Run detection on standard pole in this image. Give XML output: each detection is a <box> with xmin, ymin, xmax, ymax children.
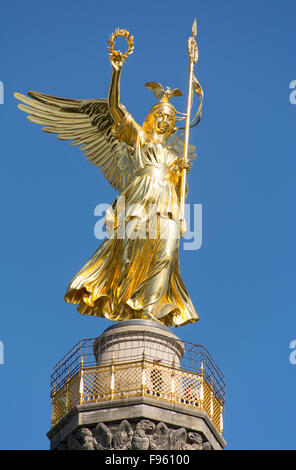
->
<box><xmin>180</xmin><ymin>20</ymin><xmax>199</xmax><ymax>235</ymax></box>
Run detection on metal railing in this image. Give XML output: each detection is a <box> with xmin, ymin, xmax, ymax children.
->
<box><xmin>51</xmin><ymin>352</ymin><xmax>224</xmax><ymax>434</ymax></box>
<box><xmin>50</xmin><ymin>335</ymin><xmax>225</xmax><ymax>402</ymax></box>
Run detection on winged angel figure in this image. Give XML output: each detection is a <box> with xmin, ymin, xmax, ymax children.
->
<box><xmin>15</xmin><ymin>32</ymin><xmax>200</xmax><ymax>327</ymax></box>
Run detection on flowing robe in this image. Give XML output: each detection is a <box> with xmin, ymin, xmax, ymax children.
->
<box><xmin>65</xmin><ymin>111</ymin><xmax>198</xmax><ymax>327</ymax></box>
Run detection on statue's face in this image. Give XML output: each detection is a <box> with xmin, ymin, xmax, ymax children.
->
<box><xmin>153</xmin><ymin>111</ymin><xmax>175</xmax><ymax>136</ymax></box>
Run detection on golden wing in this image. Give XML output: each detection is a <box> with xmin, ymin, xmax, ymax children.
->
<box><xmin>14</xmin><ymin>90</ymin><xmax>134</xmax><ymax>192</ymax></box>
<box><xmin>144</xmin><ymin>82</ymin><xmax>164</xmax><ymax>101</ymax></box>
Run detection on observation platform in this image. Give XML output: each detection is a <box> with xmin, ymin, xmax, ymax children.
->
<box><xmin>48</xmin><ymin>320</ymin><xmax>226</xmax><ymax>450</ymax></box>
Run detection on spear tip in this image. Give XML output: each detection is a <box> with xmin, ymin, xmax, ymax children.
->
<box><xmin>192</xmin><ymin>18</ymin><xmax>197</xmax><ymax>37</ymax></box>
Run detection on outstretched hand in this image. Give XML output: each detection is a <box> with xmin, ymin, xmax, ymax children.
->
<box><xmin>108</xmin><ymin>29</ymin><xmax>134</xmax><ymax>73</ymax></box>
<box><xmin>110</xmin><ymin>52</ymin><xmax>123</xmax><ymax>72</ymax></box>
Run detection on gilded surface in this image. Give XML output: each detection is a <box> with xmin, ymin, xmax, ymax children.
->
<box><xmin>15</xmin><ymin>25</ymin><xmax>203</xmax><ymax>327</ymax></box>
<box><xmin>51</xmin><ymin>359</ymin><xmax>223</xmax><ymax>434</ymax></box>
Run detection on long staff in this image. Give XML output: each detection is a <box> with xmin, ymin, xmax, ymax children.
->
<box><xmin>180</xmin><ymin>19</ymin><xmax>199</xmax><ymax>235</ymax></box>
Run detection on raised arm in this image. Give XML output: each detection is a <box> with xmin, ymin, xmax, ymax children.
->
<box><xmin>108</xmin><ymin>58</ymin><xmax>125</xmax><ymax>126</ymax></box>
<box><xmin>107</xmin><ymin>43</ymin><xmax>145</xmax><ymax>149</ymax></box>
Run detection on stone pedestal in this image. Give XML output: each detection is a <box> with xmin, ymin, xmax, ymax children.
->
<box><xmin>94</xmin><ymin>320</ymin><xmax>185</xmax><ymax>368</ymax></box>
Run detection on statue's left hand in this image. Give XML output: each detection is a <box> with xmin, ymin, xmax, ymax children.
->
<box><xmin>178</xmin><ymin>158</ymin><xmax>192</xmax><ymax>172</ymax></box>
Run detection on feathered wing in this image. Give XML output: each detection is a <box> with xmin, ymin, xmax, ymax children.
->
<box><xmin>144</xmin><ymin>82</ymin><xmax>164</xmax><ymax>101</ymax></box>
<box><xmin>168</xmin><ymin>88</ymin><xmax>182</xmax><ymax>99</ymax></box>
<box><xmin>14</xmin><ymin>90</ymin><xmax>135</xmax><ymax>192</ymax></box>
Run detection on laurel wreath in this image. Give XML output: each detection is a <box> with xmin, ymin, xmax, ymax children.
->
<box><xmin>108</xmin><ymin>29</ymin><xmax>134</xmax><ymax>64</ymax></box>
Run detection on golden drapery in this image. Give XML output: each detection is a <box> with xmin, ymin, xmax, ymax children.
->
<box><xmin>65</xmin><ymin>111</ymin><xmax>198</xmax><ymax>327</ymax></box>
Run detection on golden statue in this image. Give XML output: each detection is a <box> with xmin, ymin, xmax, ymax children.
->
<box><xmin>15</xmin><ymin>23</ymin><xmax>203</xmax><ymax>327</ymax></box>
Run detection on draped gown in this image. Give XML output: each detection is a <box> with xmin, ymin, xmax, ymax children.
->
<box><xmin>65</xmin><ymin>110</ymin><xmax>199</xmax><ymax>327</ymax></box>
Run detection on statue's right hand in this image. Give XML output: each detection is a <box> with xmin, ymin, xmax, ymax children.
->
<box><xmin>110</xmin><ymin>52</ymin><xmax>123</xmax><ymax>72</ymax></box>
<box><xmin>108</xmin><ymin>29</ymin><xmax>133</xmax><ymax>72</ymax></box>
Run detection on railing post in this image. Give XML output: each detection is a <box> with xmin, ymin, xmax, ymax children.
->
<box><xmin>210</xmin><ymin>381</ymin><xmax>214</xmax><ymax>418</ymax></box>
<box><xmin>171</xmin><ymin>359</ymin><xmax>175</xmax><ymax>403</ymax></box>
<box><xmin>200</xmin><ymin>362</ymin><xmax>204</xmax><ymax>411</ymax></box>
<box><xmin>51</xmin><ymin>385</ymin><xmax>56</xmax><ymax>425</ymax></box>
<box><xmin>110</xmin><ymin>354</ymin><xmax>115</xmax><ymax>400</ymax></box>
<box><xmin>141</xmin><ymin>351</ymin><xmax>146</xmax><ymax>395</ymax></box>
<box><xmin>65</xmin><ymin>371</ymin><xmax>70</xmax><ymax>413</ymax></box>
<box><xmin>79</xmin><ymin>357</ymin><xmax>84</xmax><ymax>405</ymax></box>
<box><xmin>219</xmin><ymin>400</ymin><xmax>224</xmax><ymax>434</ymax></box>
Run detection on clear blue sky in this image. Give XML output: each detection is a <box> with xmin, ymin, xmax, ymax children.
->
<box><xmin>0</xmin><ymin>0</ymin><xmax>295</xmax><ymax>450</ymax></box>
